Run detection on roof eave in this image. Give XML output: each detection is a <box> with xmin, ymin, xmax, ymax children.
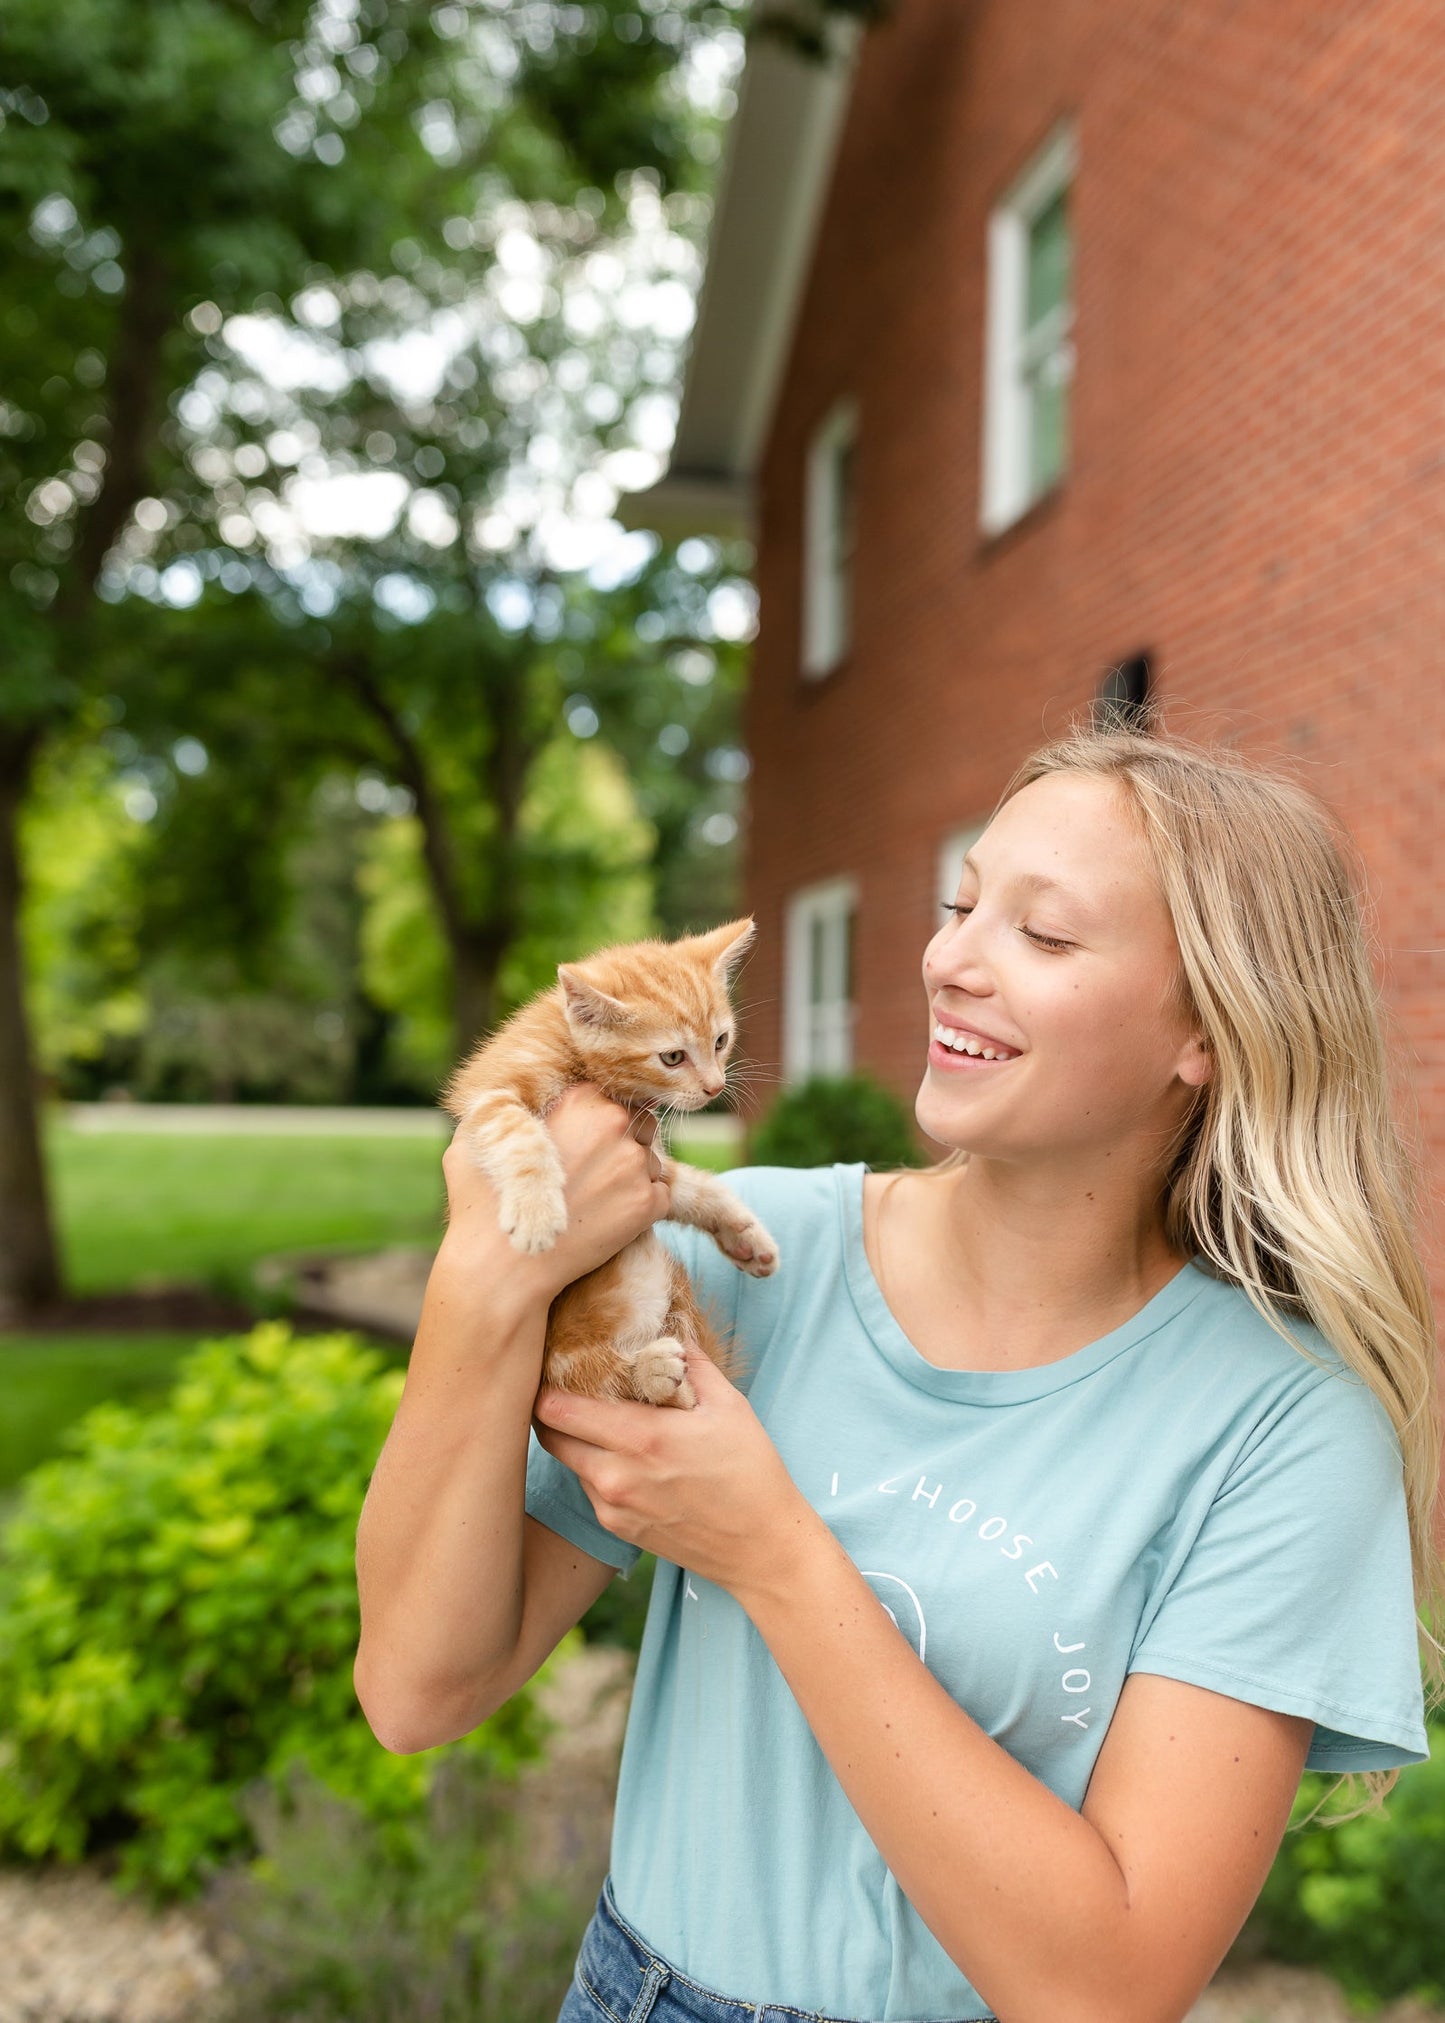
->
<box><xmin>617</xmin><ymin>22</ymin><xmax>861</xmax><ymax>542</ymax></box>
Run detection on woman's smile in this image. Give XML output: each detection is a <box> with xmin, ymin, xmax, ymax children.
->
<box><xmin>927</xmin><ymin>1027</ymin><xmax>1022</xmax><ymax>1072</ymax></box>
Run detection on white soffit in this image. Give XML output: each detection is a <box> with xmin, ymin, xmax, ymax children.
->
<box><xmin>617</xmin><ymin>22</ymin><xmax>861</xmax><ymax>539</ymax></box>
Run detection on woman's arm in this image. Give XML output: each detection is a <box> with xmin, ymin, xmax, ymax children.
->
<box><xmin>534</xmin><ymin>1350</ymin><xmax>1314</xmax><ymax>2023</ymax></box>
<box><xmin>353</xmin><ymin>1085</ymin><xmax>669</xmax><ymax>1755</ymax></box>
<box><xmin>732</xmin><ymin>1508</ymin><xmax>1311</xmax><ymax>2023</ymax></box>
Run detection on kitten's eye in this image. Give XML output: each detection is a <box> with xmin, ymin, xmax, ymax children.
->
<box><xmin>659</xmin><ymin>1049</ymin><xmax>686</xmax><ymax>1067</ymax></box>
<box><xmin>714</xmin><ymin>1033</ymin><xmax>729</xmax><ymax>1051</ymax></box>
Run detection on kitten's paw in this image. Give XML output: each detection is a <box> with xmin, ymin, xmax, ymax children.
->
<box><xmin>498</xmin><ymin>1187</ymin><xmax>568</xmax><ymax>1254</ymax></box>
<box><xmin>632</xmin><ymin>1338</ymin><xmax>696</xmax><ymax>1409</ymax></box>
<box><xmin>715</xmin><ymin>1213</ymin><xmax>780</xmax><ymax>1278</ymax></box>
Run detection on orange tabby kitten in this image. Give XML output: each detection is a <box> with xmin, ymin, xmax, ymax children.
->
<box><xmin>442</xmin><ymin>918</ymin><xmax>779</xmax><ymax>1409</ymax></box>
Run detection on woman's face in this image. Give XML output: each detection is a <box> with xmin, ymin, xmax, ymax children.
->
<box><xmin>916</xmin><ymin>771</ymin><xmax>1210</xmax><ymax>1165</ymax></box>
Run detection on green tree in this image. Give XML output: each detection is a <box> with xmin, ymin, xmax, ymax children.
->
<box><xmin>117</xmin><ymin>534</ymin><xmax>751</xmax><ymax>1082</ymax></box>
<box><xmin>0</xmin><ymin>0</ymin><xmax>740</xmax><ymax>1299</ymax></box>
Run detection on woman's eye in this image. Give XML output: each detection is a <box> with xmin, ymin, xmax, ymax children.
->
<box><xmin>659</xmin><ymin>1049</ymin><xmax>686</xmax><ymax>1067</ymax></box>
<box><xmin>940</xmin><ymin>901</ymin><xmax>1071</xmax><ymax>952</ymax></box>
<box><xmin>714</xmin><ymin>1033</ymin><xmax>728</xmax><ymax>1051</ymax></box>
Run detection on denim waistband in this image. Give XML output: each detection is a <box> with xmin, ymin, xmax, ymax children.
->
<box><xmin>559</xmin><ymin>1875</ymin><xmax>998</xmax><ymax>2023</ymax></box>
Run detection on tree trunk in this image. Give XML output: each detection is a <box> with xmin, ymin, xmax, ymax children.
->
<box><xmin>0</xmin><ymin>729</ymin><xmax>60</xmax><ymax>1311</ymax></box>
<box><xmin>450</xmin><ymin>931</ymin><xmax>503</xmax><ymax>1065</ymax></box>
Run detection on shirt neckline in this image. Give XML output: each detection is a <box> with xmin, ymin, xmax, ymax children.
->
<box><xmin>835</xmin><ymin>1161</ymin><xmax>1209</xmax><ymax>1403</ymax></box>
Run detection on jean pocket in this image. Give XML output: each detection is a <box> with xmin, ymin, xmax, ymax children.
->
<box><xmin>569</xmin><ymin>1967</ymin><xmax>628</xmax><ymax>2023</ymax></box>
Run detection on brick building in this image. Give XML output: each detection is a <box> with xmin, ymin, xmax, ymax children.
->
<box><xmin>625</xmin><ymin>0</ymin><xmax>1445</xmax><ymax>1272</ymax></box>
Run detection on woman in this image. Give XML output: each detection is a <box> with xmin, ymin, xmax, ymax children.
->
<box><xmin>354</xmin><ymin>721</ymin><xmax>1440</xmax><ymax>2023</ymax></box>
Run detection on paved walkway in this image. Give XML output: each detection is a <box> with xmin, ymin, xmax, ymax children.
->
<box><xmin>65</xmin><ymin>1103</ymin><xmax>451</xmax><ymax>1137</ymax></box>
<box><xmin>64</xmin><ymin>1103</ymin><xmax>746</xmax><ymax>1145</ymax></box>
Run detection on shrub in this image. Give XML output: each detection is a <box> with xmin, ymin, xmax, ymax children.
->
<box><xmin>579</xmin><ymin>1553</ymin><xmax>655</xmax><ymax>1656</ymax></box>
<box><xmin>748</xmin><ymin>1072</ymin><xmax>926</xmax><ymax>1170</ymax></box>
<box><xmin>201</xmin><ymin>1753</ymin><xmax>592</xmax><ymax>2023</ymax></box>
<box><xmin>1241</xmin><ymin>1738</ymin><xmax>1445</xmax><ymax>2006</ymax></box>
<box><xmin>0</xmin><ymin>1324</ymin><xmax>548</xmax><ymax>1899</ymax></box>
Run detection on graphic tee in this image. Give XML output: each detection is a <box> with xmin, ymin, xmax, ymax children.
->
<box><xmin>524</xmin><ymin>1163</ymin><xmax>1429</xmax><ymax>2023</ymax></box>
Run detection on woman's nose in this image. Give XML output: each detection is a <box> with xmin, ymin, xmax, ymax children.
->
<box><xmin>924</xmin><ymin>923</ymin><xmax>993</xmax><ymax>995</ymax></box>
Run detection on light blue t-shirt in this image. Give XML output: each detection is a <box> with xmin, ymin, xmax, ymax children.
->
<box><xmin>525</xmin><ymin>1163</ymin><xmax>1429</xmax><ymax>2023</ymax></box>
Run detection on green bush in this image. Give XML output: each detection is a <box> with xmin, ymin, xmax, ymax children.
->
<box><xmin>579</xmin><ymin>1553</ymin><xmax>655</xmax><ymax>1656</ymax></box>
<box><xmin>0</xmin><ymin>1324</ymin><xmax>547</xmax><ymax>1899</ymax></box>
<box><xmin>749</xmin><ymin>1073</ymin><xmax>926</xmax><ymax>1170</ymax></box>
<box><xmin>201</xmin><ymin>1754</ymin><xmax>591</xmax><ymax>2023</ymax></box>
<box><xmin>1242</xmin><ymin>1737</ymin><xmax>1445</xmax><ymax>2006</ymax></box>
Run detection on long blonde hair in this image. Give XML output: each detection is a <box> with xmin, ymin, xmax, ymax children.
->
<box><xmin>955</xmin><ymin>713</ymin><xmax>1443</xmax><ymax>1816</ymax></box>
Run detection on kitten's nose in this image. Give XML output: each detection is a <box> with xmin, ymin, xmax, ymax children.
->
<box><xmin>702</xmin><ymin>1078</ymin><xmax>725</xmax><ymax>1100</ymax></box>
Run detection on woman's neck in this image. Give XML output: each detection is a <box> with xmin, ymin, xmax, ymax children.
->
<box><xmin>868</xmin><ymin>1154</ymin><xmax>1191</xmax><ymax>1374</ymax></box>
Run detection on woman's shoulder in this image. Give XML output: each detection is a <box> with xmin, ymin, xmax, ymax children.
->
<box><xmin>1174</xmin><ymin>1262</ymin><xmax>1402</xmax><ymax>1464</ymax></box>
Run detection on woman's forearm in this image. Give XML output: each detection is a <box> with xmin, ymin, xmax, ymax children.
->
<box><xmin>733</xmin><ymin>1508</ymin><xmax>1132</xmax><ymax>2023</ymax></box>
<box><xmin>353</xmin><ymin>1234</ymin><xmax>551</xmax><ymax>1748</ymax></box>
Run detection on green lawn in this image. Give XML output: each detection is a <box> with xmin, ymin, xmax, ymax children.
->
<box><xmin>0</xmin><ymin>1329</ymin><xmax>409</xmax><ymax>1498</ymax></box>
<box><xmin>47</xmin><ymin>1124</ymin><xmax>448</xmax><ymax>1295</ymax></box>
<box><xmin>0</xmin><ymin>1332</ymin><xmax>206</xmax><ymax>1491</ymax></box>
<box><xmin>1</xmin><ymin>1121</ymin><xmax>733</xmax><ymax>1506</ymax></box>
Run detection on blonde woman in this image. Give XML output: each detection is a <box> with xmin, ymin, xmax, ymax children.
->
<box><xmin>355</xmin><ymin>720</ymin><xmax>1439</xmax><ymax>2023</ymax></box>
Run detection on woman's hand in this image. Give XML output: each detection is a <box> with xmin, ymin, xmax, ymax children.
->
<box><xmin>437</xmin><ymin>1082</ymin><xmax>671</xmax><ymax>1304</ymax></box>
<box><xmin>532</xmin><ymin>1346</ymin><xmax>816</xmax><ymax>1599</ymax></box>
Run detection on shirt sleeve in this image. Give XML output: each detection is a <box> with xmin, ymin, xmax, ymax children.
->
<box><xmin>524</xmin><ymin>1426</ymin><xmax>642</xmax><ymax>1575</ymax></box>
<box><xmin>1128</xmin><ymin>1365</ymin><xmax>1430</xmax><ymax>1772</ymax></box>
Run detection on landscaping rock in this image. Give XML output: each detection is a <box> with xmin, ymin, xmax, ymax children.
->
<box><xmin>1192</xmin><ymin>1962</ymin><xmax>1445</xmax><ymax>2021</ymax></box>
<box><xmin>0</xmin><ymin>1864</ymin><xmax>223</xmax><ymax>2023</ymax></box>
<box><xmin>255</xmin><ymin>1243</ymin><xmax>434</xmax><ymax>1340</ymax></box>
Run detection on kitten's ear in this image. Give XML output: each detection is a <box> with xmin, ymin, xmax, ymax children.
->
<box><xmin>558</xmin><ymin>965</ymin><xmax>630</xmax><ymax>1030</ymax></box>
<box><xmin>691</xmin><ymin>916</ymin><xmax>756</xmax><ymax>982</ymax></box>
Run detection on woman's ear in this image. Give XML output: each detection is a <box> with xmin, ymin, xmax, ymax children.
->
<box><xmin>1177</xmin><ymin>1032</ymin><xmax>1213</xmax><ymax>1088</ymax></box>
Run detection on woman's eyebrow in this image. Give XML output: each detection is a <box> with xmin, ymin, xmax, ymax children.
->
<box><xmin>960</xmin><ymin>852</ymin><xmax>1098</xmax><ymax>918</ymax></box>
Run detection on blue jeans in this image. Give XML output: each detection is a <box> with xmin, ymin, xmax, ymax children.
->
<box><xmin>556</xmin><ymin>1876</ymin><xmax>998</xmax><ymax>2023</ymax></box>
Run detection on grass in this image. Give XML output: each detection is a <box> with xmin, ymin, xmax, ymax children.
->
<box><xmin>0</xmin><ymin>1121</ymin><xmax>737</xmax><ymax>1513</ymax></box>
<box><xmin>47</xmin><ymin>1123</ymin><xmax>448</xmax><ymax>1295</ymax></box>
<box><xmin>0</xmin><ymin>1332</ymin><xmax>204</xmax><ymax>1491</ymax></box>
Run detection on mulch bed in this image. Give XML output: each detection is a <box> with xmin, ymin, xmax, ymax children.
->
<box><xmin>0</xmin><ymin>1290</ymin><xmax>260</xmax><ymax>1335</ymax></box>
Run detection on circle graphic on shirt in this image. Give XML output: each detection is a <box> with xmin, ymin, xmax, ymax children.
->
<box><xmin>860</xmin><ymin>1571</ymin><xmax>927</xmax><ymax>1662</ymax></box>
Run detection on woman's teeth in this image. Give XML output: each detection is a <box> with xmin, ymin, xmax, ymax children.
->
<box><xmin>932</xmin><ymin>1023</ymin><xmax>1019</xmax><ymax>1062</ymax></box>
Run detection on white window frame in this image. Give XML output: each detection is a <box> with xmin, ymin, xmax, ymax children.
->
<box><xmin>936</xmin><ymin>822</ymin><xmax>987</xmax><ymax>923</ymax></box>
<box><xmin>980</xmin><ymin>122</ymin><xmax>1078</xmax><ymax>537</ymax></box>
<box><xmin>783</xmin><ymin>875</ymin><xmax>858</xmax><ymax>1082</ymax></box>
<box><xmin>801</xmin><ymin>398</ymin><xmax>858</xmax><ymax>678</ymax></box>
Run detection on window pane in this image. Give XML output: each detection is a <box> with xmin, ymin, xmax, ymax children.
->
<box><xmin>1025</xmin><ymin>188</ymin><xmax>1070</xmax><ymax>331</ymax></box>
<box><xmin>1027</xmin><ymin>360</ymin><xmax>1068</xmax><ymax>497</ymax></box>
<box><xmin>809</xmin><ymin>914</ymin><xmax>827</xmax><ymax>1005</ymax></box>
<box><xmin>826</xmin><ymin>429</ymin><xmax>854</xmax><ymax>663</ymax></box>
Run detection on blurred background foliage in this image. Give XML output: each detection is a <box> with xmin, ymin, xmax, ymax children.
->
<box><xmin>0</xmin><ymin>0</ymin><xmax>768</xmax><ymax>1305</ymax></box>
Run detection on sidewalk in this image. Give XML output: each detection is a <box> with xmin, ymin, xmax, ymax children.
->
<box><xmin>64</xmin><ymin>1103</ymin><xmax>746</xmax><ymax>1146</ymax></box>
<box><xmin>64</xmin><ymin>1103</ymin><xmax>450</xmax><ymax>1137</ymax></box>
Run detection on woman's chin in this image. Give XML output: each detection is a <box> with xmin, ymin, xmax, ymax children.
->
<box><xmin>915</xmin><ymin>1071</ymin><xmax>1021</xmax><ymax>1155</ymax></box>
<box><xmin>914</xmin><ymin>1079</ymin><xmax>973</xmax><ymax>1152</ymax></box>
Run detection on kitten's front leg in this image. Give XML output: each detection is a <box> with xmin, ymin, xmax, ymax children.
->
<box><xmin>661</xmin><ymin>1158</ymin><xmax>780</xmax><ymax>1277</ymax></box>
<box><xmin>461</xmin><ymin>1090</ymin><xmax>568</xmax><ymax>1254</ymax></box>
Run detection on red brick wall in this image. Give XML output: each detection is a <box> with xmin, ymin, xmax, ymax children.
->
<box><xmin>741</xmin><ymin>0</ymin><xmax>1445</xmax><ymax>1290</ymax></box>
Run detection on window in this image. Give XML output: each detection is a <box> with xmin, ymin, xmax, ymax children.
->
<box><xmin>784</xmin><ymin>876</ymin><xmax>857</xmax><ymax>1080</ymax></box>
<box><xmin>980</xmin><ymin>123</ymin><xmax>1077</xmax><ymax>536</ymax></box>
<box><xmin>1094</xmin><ymin>654</ymin><xmax>1152</xmax><ymax>730</ymax></box>
<box><xmin>936</xmin><ymin>822</ymin><xmax>987</xmax><ymax>919</ymax></box>
<box><xmin>802</xmin><ymin>399</ymin><xmax>857</xmax><ymax>677</ymax></box>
